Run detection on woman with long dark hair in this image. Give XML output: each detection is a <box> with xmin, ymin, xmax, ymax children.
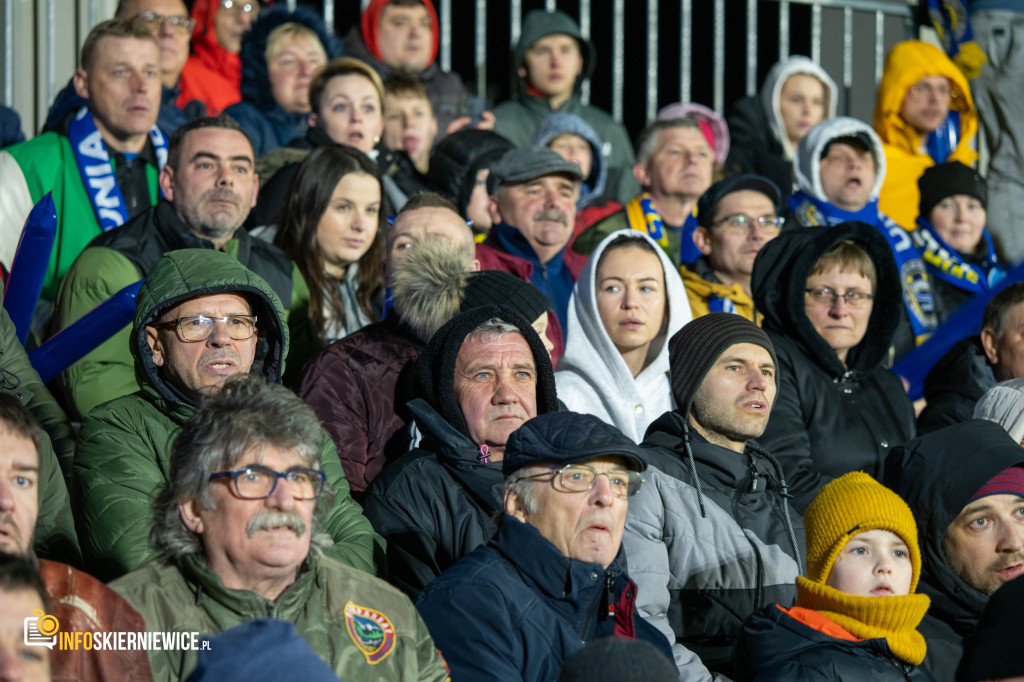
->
<box><xmin>274</xmin><ymin>145</ymin><xmax>385</xmax><ymax>344</ymax></box>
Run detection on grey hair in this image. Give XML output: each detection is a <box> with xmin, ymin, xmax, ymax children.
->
<box><xmin>636</xmin><ymin>117</ymin><xmax>702</xmax><ymax>167</ymax></box>
<box><xmin>465</xmin><ymin>317</ymin><xmax>522</xmax><ymax>347</ymax></box>
<box><xmin>502</xmin><ymin>470</ymin><xmax>539</xmax><ymax>519</ymax></box>
<box><xmin>150</xmin><ymin>375</ymin><xmax>334</xmax><ymax>559</ymax></box>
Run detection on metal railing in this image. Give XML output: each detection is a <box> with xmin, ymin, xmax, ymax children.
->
<box><xmin>0</xmin><ymin>0</ymin><xmax>916</xmax><ymax>140</ymax></box>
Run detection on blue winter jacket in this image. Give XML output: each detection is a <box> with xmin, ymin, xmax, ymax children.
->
<box><xmin>416</xmin><ymin>513</ymin><xmax>674</xmax><ymax>681</ymax></box>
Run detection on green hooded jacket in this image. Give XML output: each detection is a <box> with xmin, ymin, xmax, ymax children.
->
<box><xmin>112</xmin><ymin>553</ymin><xmax>449</xmax><ymax>682</ymax></box>
<box><xmin>73</xmin><ymin>249</ymin><xmax>383</xmax><ymax>581</ymax></box>
<box><xmin>491</xmin><ymin>9</ymin><xmax>638</xmax><ymax>204</ymax></box>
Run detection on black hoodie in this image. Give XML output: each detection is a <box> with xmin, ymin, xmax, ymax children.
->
<box><xmin>884</xmin><ymin>420</ymin><xmax>1024</xmax><ymax>682</ymax></box>
<box><xmin>752</xmin><ymin>221</ymin><xmax>916</xmax><ymax>511</ymax></box>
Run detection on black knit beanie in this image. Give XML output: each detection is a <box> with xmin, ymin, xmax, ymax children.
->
<box><xmin>557</xmin><ymin>637</ymin><xmax>677</xmax><ymax>682</ymax></box>
<box><xmin>460</xmin><ymin>270</ymin><xmax>551</xmax><ymax>322</ymax></box>
<box><xmin>415</xmin><ymin>304</ymin><xmax>559</xmax><ymax>441</ymax></box>
<box><xmin>918</xmin><ymin>161</ymin><xmax>987</xmax><ymax>219</ymax></box>
<box><xmin>668</xmin><ymin>312</ymin><xmax>778</xmax><ymax>417</ymax></box>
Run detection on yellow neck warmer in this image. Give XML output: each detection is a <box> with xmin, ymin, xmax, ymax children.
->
<box><xmin>796</xmin><ymin>577</ymin><xmax>930</xmax><ymax>665</ymax></box>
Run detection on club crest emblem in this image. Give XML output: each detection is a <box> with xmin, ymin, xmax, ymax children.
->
<box><xmin>345</xmin><ymin>601</ymin><xmax>396</xmax><ymax>664</ymax></box>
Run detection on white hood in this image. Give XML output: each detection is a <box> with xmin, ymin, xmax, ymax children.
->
<box><xmin>792</xmin><ymin>116</ymin><xmax>887</xmax><ymax>204</ymax></box>
<box><xmin>759</xmin><ymin>55</ymin><xmax>839</xmax><ymax>160</ymax></box>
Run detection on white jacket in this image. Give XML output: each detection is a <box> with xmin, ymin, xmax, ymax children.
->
<box><xmin>555</xmin><ymin>229</ymin><xmax>692</xmax><ymax>441</ymax></box>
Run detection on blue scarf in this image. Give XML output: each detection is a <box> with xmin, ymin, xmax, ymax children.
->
<box><xmin>912</xmin><ymin>218</ymin><xmax>1006</xmax><ymax>294</ymax></box>
<box><xmin>789</xmin><ymin>190</ymin><xmax>938</xmax><ymax>342</ymax></box>
<box><xmin>68</xmin><ymin>106</ymin><xmax>167</xmax><ymax>231</ymax></box>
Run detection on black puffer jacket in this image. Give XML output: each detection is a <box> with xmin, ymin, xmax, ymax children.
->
<box><xmin>735</xmin><ymin>604</ymin><xmax>936</xmax><ymax>682</ymax></box>
<box><xmin>884</xmin><ymin>420</ymin><xmax>1024</xmax><ymax>682</ymax></box>
<box><xmin>917</xmin><ymin>336</ymin><xmax>995</xmax><ymax>435</ymax></box>
<box><xmin>362</xmin><ymin>399</ymin><xmax>504</xmax><ymax>598</ymax></box>
<box><xmin>753</xmin><ymin>222</ymin><xmax>916</xmax><ymax>511</ymax></box>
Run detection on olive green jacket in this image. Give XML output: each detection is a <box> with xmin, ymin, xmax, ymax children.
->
<box><xmin>112</xmin><ymin>554</ymin><xmax>449</xmax><ymax>682</ymax></box>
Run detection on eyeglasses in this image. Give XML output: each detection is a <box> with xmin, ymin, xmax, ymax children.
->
<box><xmin>221</xmin><ymin>0</ymin><xmax>260</xmax><ymax>15</ymax></box>
<box><xmin>907</xmin><ymin>80</ymin><xmax>952</xmax><ymax>100</ymax></box>
<box><xmin>520</xmin><ymin>464</ymin><xmax>643</xmax><ymax>498</ymax></box>
<box><xmin>153</xmin><ymin>315</ymin><xmax>257</xmax><ymax>342</ymax></box>
<box><xmin>134</xmin><ymin>11</ymin><xmax>195</xmax><ymax>33</ymax></box>
<box><xmin>209</xmin><ymin>466</ymin><xmax>326</xmax><ymax>500</ymax></box>
<box><xmin>805</xmin><ymin>287</ymin><xmax>874</xmax><ymax>309</ymax></box>
<box><xmin>711</xmin><ymin>214</ymin><xmax>785</xmax><ymax>236</ymax></box>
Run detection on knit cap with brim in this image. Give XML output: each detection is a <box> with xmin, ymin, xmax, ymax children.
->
<box><xmin>803</xmin><ymin>471</ymin><xmax>921</xmax><ymax>590</ymax></box>
<box><xmin>460</xmin><ymin>270</ymin><xmax>551</xmax><ymax>323</ymax></box>
<box><xmin>668</xmin><ymin>312</ymin><xmax>778</xmax><ymax>419</ymax></box>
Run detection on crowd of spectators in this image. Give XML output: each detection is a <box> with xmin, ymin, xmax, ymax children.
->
<box><xmin>1</xmin><ymin>1</ymin><xmax>1023</xmax><ymax>681</ymax></box>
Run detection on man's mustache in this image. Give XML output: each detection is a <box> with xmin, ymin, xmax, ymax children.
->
<box><xmin>246</xmin><ymin>510</ymin><xmax>307</xmax><ymax>537</ymax></box>
<box><xmin>532</xmin><ymin>209</ymin><xmax>568</xmax><ymax>226</ymax></box>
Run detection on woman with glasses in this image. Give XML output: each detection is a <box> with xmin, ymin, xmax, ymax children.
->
<box><xmin>272</xmin><ymin>145</ymin><xmax>385</xmax><ymax>349</ymax></box>
<box><xmin>751</xmin><ymin>221</ymin><xmax>915</xmax><ymax>512</ymax></box>
<box><xmin>555</xmin><ymin>230</ymin><xmax>691</xmax><ymax>442</ymax></box>
<box><xmin>177</xmin><ymin>0</ymin><xmax>260</xmax><ymax>116</ymax></box>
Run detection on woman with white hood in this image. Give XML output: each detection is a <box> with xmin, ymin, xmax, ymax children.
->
<box><xmin>555</xmin><ymin>229</ymin><xmax>692</xmax><ymax>442</ymax></box>
<box><xmin>726</xmin><ymin>55</ymin><xmax>838</xmax><ymax>205</ymax></box>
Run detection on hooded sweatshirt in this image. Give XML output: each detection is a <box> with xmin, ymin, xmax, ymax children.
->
<box><xmin>532</xmin><ymin>112</ymin><xmax>609</xmax><ymax>209</ymax></box>
<box><xmin>491</xmin><ymin>9</ymin><xmax>638</xmax><ymax>203</ymax></box>
<box><xmin>364</xmin><ymin>304</ymin><xmax>560</xmax><ymax>597</ymax></box>
<box><xmin>752</xmin><ymin>222</ymin><xmax>917</xmax><ymax>511</ymax></box>
<box><xmin>223</xmin><ymin>6</ymin><xmax>340</xmax><ymax>158</ymax></box>
<box><xmin>344</xmin><ymin>0</ymin><xmax>467</xmax><ymax>139</ymax></box>
<box><xmin>176</xmin><ymin>0</ymin><xmax>243</xmax><ymax>116</ymax></box>
<box><xmin>789</xmin><ymin>116</ymin><xmax>938</xmax><ymax>346</ymax></box>
<box><xmin>726</xmin><ymin>55</ymin><xmax>838</xmax><ymax>204</ymax></box>
<box><xmin>555</xmin><ymin>230</ymin><xmax>692</xmax><ymax>442</ymax></box>
<box><xmin>872</xmin><ymin>40</ymin><xmax>978</xmax><ymax>230</ymax></box>
<box><xmin>884</xmin><ymin>419</ymin><xmax>1024</xmax><ymax>682</ymax></box>
<box><xmin>73</xmin><ymin>249</ymin><xmax>380</xmax><ymax>581</ymax></box>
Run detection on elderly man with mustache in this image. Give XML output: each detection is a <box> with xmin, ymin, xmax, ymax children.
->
<box><xmin>475</xmin><ymin>147</ymin><xmax>587</xmax><ymax>341</ymax></box>
<box><xmin>53</xmin><ymin>114</ymin><xmax>314</xmax><ymax>421</ymax></box>
<box><xmin>74</xmin><ymin>249</ymin><xmax>380</xmax><ymax>583</ymax></box>
<box><xmin>111</xmin><ymin>375</ymin><xmax>449</xmax><ymax>682</ymax></box>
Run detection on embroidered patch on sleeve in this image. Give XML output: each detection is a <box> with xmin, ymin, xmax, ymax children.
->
<box><xmin>345</xmin><ymin>601</ymin><xmax>396</xmax><ymax>664</ymax></box>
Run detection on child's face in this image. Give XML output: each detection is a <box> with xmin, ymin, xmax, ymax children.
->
<box><xmin>383</xmin><ymin>93</ymin><xmax>437</xmax><ymax>164</ymax></box>
<box><xmin>826</xmin><ymin>529</ymin><xmax>913</xmax><ymax>597</ymax></box>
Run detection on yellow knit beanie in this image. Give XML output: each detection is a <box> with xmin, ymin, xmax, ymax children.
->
<box><xmin>804</xmin><ymin>472</ymin><xmax>921</xmax><ymax>592</ymax></box>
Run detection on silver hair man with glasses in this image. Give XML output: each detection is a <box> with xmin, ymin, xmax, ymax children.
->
<box><xmin>416</xmin><ymin>410</ymin><xmax>674</xmax><ymax>682</ymax></box>
<box><xmin>111</xmin><ymin>374</ymin><xmax>451</xmax><ymax>682</ymax></box>
<box><xmin>680</xmin><ymin>174</ymin><xmax>783</xmax><ymax>322</ymax></box>
<box><xmin>74</xmin><ymin>249</ymin><xmax>380</xmax><ymax>583</ymax></box>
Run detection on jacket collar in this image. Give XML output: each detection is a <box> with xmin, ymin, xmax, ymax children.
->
<box><xmin>177</xmin><ymin>552</ymin><xmax>317</xmax><ymax>618</ymax></box>
<box><xmin>488</xmin><ymin>222</ymin><xmax>567</xmax><ymax>271</ymax></box>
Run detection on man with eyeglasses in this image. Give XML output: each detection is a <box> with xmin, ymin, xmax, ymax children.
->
<box><xmin>42</xmin><ymin>0</ymin><xmax>206</xmax><ymax>138</ymax></box>
<box><xmin>111</xmin><ymin>375</ymin><xmax>450</xmax><ymax>682</ymax></box>
<box><xmin>622</xmin><ymin>313</ymin><xmax>803</xmax><ymax>678</ymax></box>
<box><xmin>74</xmin><ymin>249</ymin><xmax>380</xmax><ymax>582</ymax></box>
<box><xmin>789</xmin><ymin>117</ymin><xmax>937</xmax><ymax>357</ymax></box>
<box><xmin>416</xmin><ymin>410</ymin><xmax>673</xmax><ymax>681</ymax></box>
<box><xmin>680</xmin><ymin>174</ymin><xmax>783</xmax><ymax>322</ymax></box>
<box><xmin>53</xmin><ymin>115</ymin><xmax>312</xmax><ymax>421</ymax></box>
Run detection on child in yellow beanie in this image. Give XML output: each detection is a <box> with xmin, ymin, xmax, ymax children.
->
<box><xmin>734</xmin><ymin>472</ymin><xmax>935</xmax><ymax>681</ymax></box>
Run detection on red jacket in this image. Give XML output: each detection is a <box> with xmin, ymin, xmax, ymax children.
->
<box><xmin>176</xmin><ymin>0</ymin><xmax>242</xmax><ymax>116</ymax></box>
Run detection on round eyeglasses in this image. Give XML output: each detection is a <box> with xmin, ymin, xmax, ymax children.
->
<box><xmin>153</xmin><ymin>315</ymin><xmax>257</xmax><ymax>342</ymax></box>
<box><xmin>209</xmin><ymin>466</ymin><xmax>326</xmax><ymax>500</ymax></box>
<box><xmin>804</xmin><ymin>287</ymin><xmax>874</xmax><ymax>309</ymax></box>
<box><xmin>520</xmin><ymin>464</ymin><xmax>643</xmax><ymax>498</ymax></box>
<box><xmin>134</xmin><ymin>11</ymin><xmax>195</xmax><ymax>33</ymax></box>
<box><xmin>221</xmin><ymin>0</ymin><xmax>260</xmax><ymax>15</ymax></box>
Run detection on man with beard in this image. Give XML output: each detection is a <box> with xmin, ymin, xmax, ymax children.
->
<box><xmin>74</xmin><ymin>249</ymin><xmax>378</xmax><ymax>581</ymax></box>
<box><xmin>111</xmin><ymin>375</ymin><xmax>448</xmax><ymax>681</ymax></box>
<box><xmin>53</xmin><ymin>115</ymin><xmax>310</xmax><ymax>420</ymax></box>
<box><xmin>475</xmin><ymin>147</ymin><xmax>586</xmax><ymax>337</ymax></box>
<box><xmin>885</xmin><ymin>419</ymin><xmax>1024</xmax><ymax>682</ymax></box>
